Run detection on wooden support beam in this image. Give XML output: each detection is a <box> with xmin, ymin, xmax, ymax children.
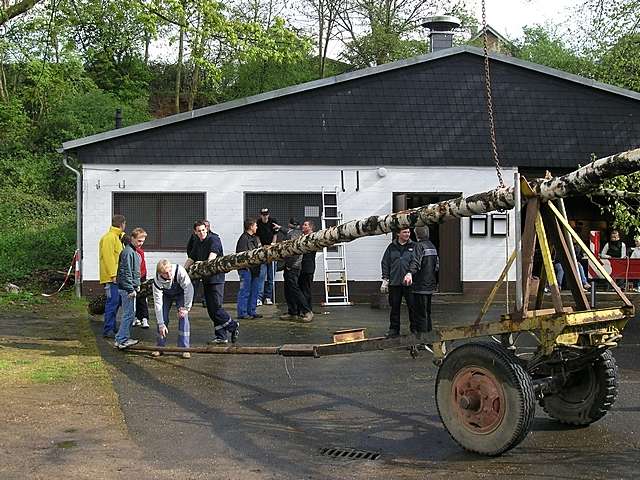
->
<box><xmin>540</xmin><ymin>204</ymin><xmax>590</xmax><ymax>311</ymax></box>
<box><xmin>547</xmin><ymin>202</ymin><xmax>633</xmax><ymax>308</ymax></box>
<box><xmin>535</xmin><ymin>212</ymin><xmax>564</xmax><ymax>313</ymax></box>
<box><xmin>520</xmin><ymin>197</ymin><xmax>539</xmax><ymax>318</ymax></box>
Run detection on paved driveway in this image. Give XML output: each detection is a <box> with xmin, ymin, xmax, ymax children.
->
<box><xmin>95</xmin><ymin>300</ymin><xmax>640</xmax><ymax>479</ymax></box>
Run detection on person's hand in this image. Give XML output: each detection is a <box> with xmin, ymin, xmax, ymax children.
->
<box><xmin>127</xmin><ymin>290</ymin><xmax>137</xmax><ymax>298</ymax></box>
<box><xmin>178</xmin><ymin>307</ymin><xmax>188</xmax><ymax>319</ymax></box>
<box><xmin>159</xmin><ymin>324</ymin><xmax>168</xmax><ymax>338</ymax></box>
<box><xmin>110</xmin><ymin>276</ymin><xmax>117</xmax><ymax>283</ymax></box>
<box><xmin>403</xmin><ymin>273</ymin><xmax>413</xmax><ymax>286</ymax></box>
<box><xmin>380</xmin><ymin>279</ymin><xmax>389</xmax><ymax>294</ymax></box>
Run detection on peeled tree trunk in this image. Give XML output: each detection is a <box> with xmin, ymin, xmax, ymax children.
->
<box><xmin>88</xmin><ymin>147</ymin><xmax>640</xmax><ymax>314</ymax></box>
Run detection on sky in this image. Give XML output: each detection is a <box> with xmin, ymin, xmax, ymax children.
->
<box><xmin>474</xmin><ymin>0</ymin><xmax>577</xmax><ymax>40</ymax></box>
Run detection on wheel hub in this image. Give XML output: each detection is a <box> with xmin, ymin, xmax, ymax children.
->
<box><xmin>451</xmin><ymin>366</ymin><xmax>506</xmax><ymax>434</ymax></box>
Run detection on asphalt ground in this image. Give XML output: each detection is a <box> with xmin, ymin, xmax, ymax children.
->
<box><xmin>94</xmin><ymin>296</ymin><xmax>640</xmax><ymax>480</ymax></box>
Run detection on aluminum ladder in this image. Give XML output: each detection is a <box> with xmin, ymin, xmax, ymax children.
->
<box><xmin>321</xmin><ymin>187</ymin><xmax>352</xmax><ymax>306</ymax></box>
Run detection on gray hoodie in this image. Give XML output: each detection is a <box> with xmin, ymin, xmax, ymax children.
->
<box><xmin>152</xmin><ymin>264</ymin><xmax>194</xmax><ymax>326</ymax></box>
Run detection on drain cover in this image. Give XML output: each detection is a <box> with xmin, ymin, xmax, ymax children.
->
<box><xmin>319</xmin><ymin>447</ymin><xmax>380</xmax><ymax>461</ymax></box>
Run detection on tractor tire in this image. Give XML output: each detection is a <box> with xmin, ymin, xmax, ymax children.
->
<box><xmin>435</xmin><ymin>342</ymin><xmax>536</xmax><ymax>456</ymax></box>
<box><xmin>540</xmin><ymin>349</ymin><xmax>618</xmax><ymax>426</ymax></box>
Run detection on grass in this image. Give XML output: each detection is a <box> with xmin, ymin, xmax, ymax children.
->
<box><xmin>0</xmin><ymin>292</ymin><xmax>111</xmax><ymax>387</ymax></box>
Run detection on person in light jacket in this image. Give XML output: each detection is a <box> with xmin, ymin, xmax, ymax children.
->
<box><xmin>151</xmin><ymin>259</ymin><xmax>195</xmax><ymax>358</ymax></box>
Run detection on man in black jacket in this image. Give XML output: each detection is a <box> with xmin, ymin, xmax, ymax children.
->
<box><xmin>407</xmin><ymin>226</ymin><xmax>439</xmax><ymax>335</ymax></box>
<box><xmin>280</xmin><ymin>218</ymin><xmax>313</xmax><ymax>322</ymax></box>
<box><xmin>185</xmin><ymin>220</ymin><xmax>238</xmax><ymax>344</ymax></box>
<box><xmin>298</xmin><ymin>220</ymin><xmax>316</xmax><ymax>313</ymax></box>
<box><xmin>235</xmin><ymin>219</ymin><xmax>263</xmax><ymax>319</ymax></box>
<box><xmin>380</xmin><ymin>228</ymin><xmax>416</xmax><ymax>337</ymax></box>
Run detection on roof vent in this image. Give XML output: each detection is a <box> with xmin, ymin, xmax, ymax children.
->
<box><xmin>422</xmin><ymin>15</ymin><xmax>461</xmax><ymax>53</ymax></box>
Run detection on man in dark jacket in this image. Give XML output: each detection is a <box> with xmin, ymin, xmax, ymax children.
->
<box><xmin>381</xmin><ymin>228</ymin><xmax>416</xmax><ymax>337</ymax></box>
<box><xmin>298</xmin><ymin>220</ymin><xmax>316</xmax><ymax>313</ymax></box>
<box><xmin>256</xmin><ymin>208</ymin><xmax>280</xmax><ymax>305</ymax></box>
<box><xmin>407</xmin><ymin>226</ymin><xmax>439</xmax><ymax>335</ymax></box>
<box><xmin>114</xmin><ymin>230</ymin><xmax>142</xmax><ymax>349</ymax></box>
<box><xmin>185</xmin><ymin>220</ymin><xmax>238</xmax><ymax>344</ymax></box>
<box><xmin>280</xmin><ymin>218</ymin><xmax>313</xmax><ymax>322</ymax></box>
<box><xmin>235</xmin><ymin>219</ymin><xmax>263</xmax><ymax>319</ymax></box>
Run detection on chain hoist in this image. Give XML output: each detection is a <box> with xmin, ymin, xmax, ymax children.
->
<box><xmin>481</xmin><ymin>0</ymin><xmax>505</xmax><ymax>189</ymax></box>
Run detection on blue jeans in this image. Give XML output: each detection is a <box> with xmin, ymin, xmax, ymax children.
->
<box><xmin>259</xmin><ymin>262</ymin><xmax>274</xmax><ymax>302</ymax></box>
<box><xmin>237</xmin><ymin>269</ymin><xmax>261</xmax><ymax>317</ymax></box>
<box><xmin>103</xmin><ymin>282</ymin><xmax>121</xmax><ymax>335</ymax></box>
<box><xmin>158</xmin><ymin>292</ymin><xmax>190</xmax><ymax>348</ymax></box>
<box><xmin>115</xmin><ymin>290</ymin><xmax>136</xmax><ymax>345</ymax></box>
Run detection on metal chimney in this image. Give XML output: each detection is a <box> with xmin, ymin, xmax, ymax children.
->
<box><xmin>115</xmin><ymin>108</ymin><xmax>122</xmax><ymax>129</ymax></box>
<box><xmin>422</xmin><ymin>15</ymin><xmax>461</xmax><ymax>52</ymax></box>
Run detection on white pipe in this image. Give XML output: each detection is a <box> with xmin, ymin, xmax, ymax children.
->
<box><xmin>62</xmin><ymin>153</ymin><xmax>82</xmax><ymax>298</ymax></box>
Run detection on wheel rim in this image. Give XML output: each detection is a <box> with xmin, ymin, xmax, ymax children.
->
<box><xmin>451</xmin><ymin>366</ymin><xmax>507</xmax><ymax>434</ymax></box>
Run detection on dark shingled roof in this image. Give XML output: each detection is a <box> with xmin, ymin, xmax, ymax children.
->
<box><xmin>62</xmin><ymin>46</ymin><xmax>640</xmax><ymax>169</ymax></box>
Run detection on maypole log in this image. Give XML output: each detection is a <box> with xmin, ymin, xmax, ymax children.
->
<box><xmin>88</xmin><ymin>147</ymin><xmax>640</xmax><ymax>314</ymax></box>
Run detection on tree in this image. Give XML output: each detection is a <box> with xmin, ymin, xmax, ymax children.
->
<box><xmin>514</xmin><ymin>26</ymin><xmax>596</xmax><ymax>78</ymax></box>
<box><xmin>337</xmin><ymin>0</ymin><xmax>476</xmax><ymax>68</ymax></box>
<box><xmin>0</xmin><ymin>0</ymin><xmax>44</xmax><ymax>28</ymax></box>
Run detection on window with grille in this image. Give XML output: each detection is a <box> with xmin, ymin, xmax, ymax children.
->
<box><xmin>113</xmin><ymin>193</ymin><xmax>206</xmax><ymax>250</ymax></box>
<box><xmin>244</xmin><ymin>192</ymin><xmax>322</xmax><ymax>230</ymax></box>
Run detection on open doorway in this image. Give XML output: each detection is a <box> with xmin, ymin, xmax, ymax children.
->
<box><xmin>393</xmin><ymin>192</ymin><xmax>462</xmax><ymax>293</ymax></box>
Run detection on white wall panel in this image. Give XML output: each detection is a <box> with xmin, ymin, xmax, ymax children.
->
<box><xmin>82</xmin><ymin>164</ymin><xmax>516</xmax><ymax>284</ymax></box>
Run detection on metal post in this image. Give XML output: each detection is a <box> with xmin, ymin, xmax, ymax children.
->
<box><xmin>62</xmin><ymin>153</ymin><xmax>82</xmax><ymax>298</ymax></box>
<box><xmin>514</xmin><ymin>172</ymin><xmax>523</xmax><ymax>311</ymax></box>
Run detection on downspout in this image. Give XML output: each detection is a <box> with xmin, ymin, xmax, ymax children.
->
<box><xmin>62</xmin><ymin>152</ymin><xmax>82</xmax><ymax>298</ymax></box>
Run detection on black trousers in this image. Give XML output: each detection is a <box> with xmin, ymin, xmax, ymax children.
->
<box><xmin>388</xmin><ymin>285</ymin><xmax>415</xmax><ymax>334</ymax></box>
<box><xmin>413</xmin><ymin>293</ymin><xmax>433</xmax><ymax>333</ymax></box>
<box><xmin>284</xmin><ymin>268</ymin><xmax>310</xmax><ymax>315</ymax></box>
<box><xmin>203</xmin><ymin>282</ymin><xmax>232</xmax><ymax>332</ymax></box>
<box><xmin>298</xmin><ymin>271</ymin><xmax>314</xmax><ymax>313</ymax></box>
<box><xmin>135</xmin><ymin>276</ymin><xmax>149</xmax><ymax>320</ymax></box>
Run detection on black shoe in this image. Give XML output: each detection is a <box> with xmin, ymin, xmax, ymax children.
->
<box><xmin>251</xmin><ymin>314</ymin><xmax>263</xmax><ymax>319</ymax></box>
<box><xmin>385</xmin><ymin>330</ymin><xmax>400</xmax><ymax>338</ymax></box>
<box><xmin>237</xmin><ymin>315</ymin><xmax>249</xmax><ymax>320</ymax></box>
<box><xmin>231</xmin><ymin>327</ymin><xmax>239</xmax><ymax>344</ymax></box>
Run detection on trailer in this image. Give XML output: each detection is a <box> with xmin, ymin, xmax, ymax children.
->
<box><xmin>123</xmin><ymin>149</ymin><xmax>639</xmax><ymax>456</ymax></box>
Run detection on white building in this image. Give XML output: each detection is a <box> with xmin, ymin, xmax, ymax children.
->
<box><xmin>60</xmin><ymin>46</ymin><xmax>640</xmax><ymax>300</ymax></box>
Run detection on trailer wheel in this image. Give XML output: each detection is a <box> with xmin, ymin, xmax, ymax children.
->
<box><xmin>435</xmin><ymin>342</ymin><xmax>536</xmax><ymax>456</ymax></box>
<box><xmin>541</xmin><ymin>349</ymin><xmax>618</xmax><ymax>426</ymax></box>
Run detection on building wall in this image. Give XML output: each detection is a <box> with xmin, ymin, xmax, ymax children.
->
<box><xmin>82</xmin><ymin>164</ymin><xmax>517</xmax><ymax>292</ymax></box>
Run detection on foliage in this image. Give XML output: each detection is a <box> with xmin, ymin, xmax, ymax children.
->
<box><xmin>514</xmin><ymin>26</ymin><xmax>596</xmax><ymax>78</ymax></box>
<box><xmin>0</xmin><ymin>188</ymin><xmax>75</xmax><ymax>284</ymax></box>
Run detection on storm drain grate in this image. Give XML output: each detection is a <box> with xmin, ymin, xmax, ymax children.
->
<box><xmin>319</xmin><ymin>447</ymin><xmax>381</xmax><ymax>461</ymax></box>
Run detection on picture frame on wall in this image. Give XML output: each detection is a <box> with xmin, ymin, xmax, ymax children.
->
<box><xmin>491</xmin><ymin>213</ymin><xmax>508</xmax><ymax>236</ymax></box>
<box><xmin>470</xmin><ymin>215</ymin><xmax>488</xmax><ymax>236</ymax></box>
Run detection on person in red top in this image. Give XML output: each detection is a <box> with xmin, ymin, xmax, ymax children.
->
<box><xmin>131</xmin><ymin>228</ymin><xmax>150</xmax><ymax>329</ymax></box>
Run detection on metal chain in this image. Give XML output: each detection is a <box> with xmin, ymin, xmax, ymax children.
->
<box><xmin>481</xmin><ymin>0</ymin><xmax>505</xmax><ymax>189</ymax></box>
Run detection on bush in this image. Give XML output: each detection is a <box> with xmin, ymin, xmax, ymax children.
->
<box><xmin>0</xmin><ymin>189</ymin><xmax>75</xmax><ymax>284</ymax></box>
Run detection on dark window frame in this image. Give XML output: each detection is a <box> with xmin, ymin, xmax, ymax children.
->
<box><xmin>112</xmin><ymin>192</ymin><xmax>206</xmax><ymax>251</ymax></box>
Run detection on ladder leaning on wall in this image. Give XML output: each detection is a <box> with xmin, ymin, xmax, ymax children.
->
<box><xmin>321</xmin><ymin>187</ymin><xmax>352</xmax><ymax>306</ymax></box>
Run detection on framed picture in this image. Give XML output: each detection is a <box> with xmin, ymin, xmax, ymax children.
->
<box><xmin>470</xmin><ymin>215</ymin><xmax>488</xmax><ymax>236</ymax></box>
<box><xmin>491</xmin><ymin>213</ymin><xmax>508</xmax><ymax>236</ymax></box>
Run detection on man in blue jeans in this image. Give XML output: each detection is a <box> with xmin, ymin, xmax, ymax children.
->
<box><xmin>114</xmin><ymin>230</ymin><xmax>144</xmax><ymax>349</ymax></box>
<box><xmin>256</xmin><ymin>208</ymin><xmax>280</xmax><ymax>305</ymax></box>
<box><xmin>235</xmin><ymin>219</ymin><xmax>263</xmax><ymax>319</ymax></box>
<box><xmin>99</xmin><ymin>214</ymin><xmax>126</xmax><ymax>338</ymax></box>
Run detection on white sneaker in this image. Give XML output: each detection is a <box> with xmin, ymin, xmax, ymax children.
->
<box><xmin>141</xmin><ymin>318</ymin><xmax>149</xmax><ymax>329</ymax></box>
<box><xmin>265</xmin><ymin>298</ymin><xmax>273</xmax><ymax>305</ymax></box>
<box><xmin>132</xmin><ymin>319</ymin><xmax>142</xmax><ymax>327</ymax></box>
<box><xmin>256</xmin><ymin>299</ymin><xmax>263</xmax><ymax>306</ymax></box>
